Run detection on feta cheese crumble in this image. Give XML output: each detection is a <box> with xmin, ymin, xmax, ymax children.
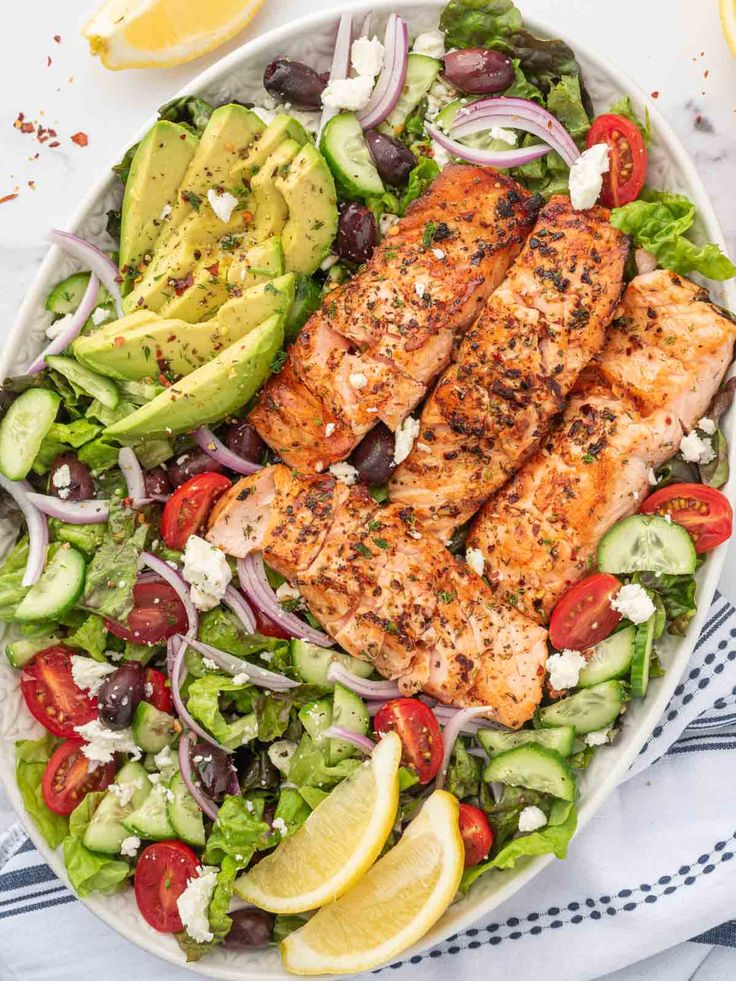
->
<box><xmin>680</xmin><ymin>429</ymin><xmax>715</xmax><ymax>465</ymax></box>
<box><xmin>182</xmin><ymin>535</ymin><xmax>232</xmax><ymax>611</ymax></box>
<box><xmin>546</xmin><ymin>649</ymin><xmax>586</xmax><ymax>690</ymax></box>
<box><xmin>568</xmin><ymin>143</ymin><xmax>610</xmax><ymax>211</ymax></box>
<box><xmin>202</xmin><ymin>657</ymin><xmax>218</xmax><ymax>671</ymax></box>
<box><xmin>465</xmin><ymin>547</ymin><xmax>485</xmax><ymax>576</ymax></box>
<box><xmin>393</xmin><ymin>416</ymin><xmax>420</xmax><ymax>465</ymax></box>
<box><xmin>379</xmin><ymin>212</ymin><xmax>400</xmax><ymax>237</ymax></box>
<box><xmin>158</xmin><ymin>203</ymin><xmax>172</xmax><ymax>221</ymax></box>
<box><xmin>647</xmin><ymin>467</ymin><xmax>658</xmax><ymax>486</ymax></box>
<box><xmin>415</xmin><ymin>281</ymin><xmax>427</xmax><ymax>298</ymax></box>
<box><xmin>74</xmin><ymin>720</ymin><xmax>141</xmax><ymax>764</ymax></box>
<box><xmin>488</xmin><ymin>126</ymin><xmax>517</xmax><ymax>146</ymax></box>
<box><xmin>108</xmin><ymin>779</ymin><xmax>144</xmax><ymax>807</ymax></box>
<box><xmin>698</xmin><ymin>416</ymin><xmax>717</xmax><ymax>435</ymax></box>
<box><xmin>432</xmin><ymin>248</ymin><xmax>446</xmax><ymax>260</ymax></box>
<box><xmin>351</xmin><ymin>36</ymin><xmax>385</xmax><ymax>77</ymax></box>
<box><xmin>610</xmin><ymin>583</ymin><xmax>656</xmax><ymax>624</ymax></box>
<box><xmin>518</xmin><ymin>805</ymin><xmax>548</xmax><ymax>833</ymax></box>
<box><xmin>322</xmin><ymin>76</ymin><xmax>375</xmax><ymax>112</ymax></box>
<box><xmin>585</xmin><ymin>727</ymin><xmax>612</xmax><ymax>747</ymax></box>
<box><xmin>324</xmin><ymin>422</ymin><xmax>336</xmax><ymax>438</ymax></box>
<box><xmin>153</xmin><ymin>745</ymin><xmax>174</xmax><ymax>771</ymax></box>
<box><xmin>120</xmin><ymin>835</ymin><xmax>141</xmax><ymax>857</ymax></box>
<box><xmin>207</xmin><ymin>188</ymin><xmax>239</xmax><ymax>224</ymax></box>
<box><xmin>412</xmin><ymin>29</ymin><xmax>446</xmax><ymax>58</ymax></box>
<box><xmin>71</xmin><ymin>655</ymin><xmax>116</xmax><ymax>695</ymax></box>
<box><xmin>91</xmin><ymin>306</ymin><xmax>110</xmax><ymax>326</ymax></box>
<box><xmin>231</xmin><ymin>672</ymin><xmax>250</xmax><ymax>685</ymax></box>
<box><xmin>177</xmin><ymin>867</ymin><xmax>219</xmax><ymax>944</ymax></box>
<box><xmin>276</xmin><ymin>581</ymin><xmax>301</xmax><ymax>603</ymax></box>
<box><xmin>272</xmin><ymin>816</ymin><xmax>289</xmax><ymax>837</ymax></box>
<box><xmin>45</xmin><ymin>312</ymin><xmax>74</xmax><ymax>340</ymax></box>
<box><xmin>51</xmin><ymin>463</ymin><xmax>72</xmax><ymax>500</ymax></box>
<box><xmin>349</xmin><ymin>371</ymin><xmax>368</xmax><ymax>389</ymax></box>
<box><xmin>329</xmin><ymin>461</ymin><xmax>359</xmax><ymax>485</ymax></box>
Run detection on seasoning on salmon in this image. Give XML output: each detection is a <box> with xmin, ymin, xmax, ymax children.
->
<box><xmin>388</xmin><ymin>196</ymin><xmax>630</xmax><ymax>541</ymax></box>
<box><xmin>467</xmin><ymin>270</ymin><xmax>736</xmax><ymax>622</ymax></box>
<box><xmin>249</xmin><ymin>165</ymin><xmax>542</xmax><ymax>472</ymax></box>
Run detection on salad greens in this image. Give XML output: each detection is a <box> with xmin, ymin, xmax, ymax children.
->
<box><xmin>64</xmin><ymin>792</ymin><xmax>131</xmax><ymax>898</ymax></box>
<box><xmin>80</xmin><ymin>502</ymin><xmax>148</xmax><ymax>620</ymax></box>
<box><xmin>15</xmin><ymin>734</ymin><xmax>69</xmax><ymax>848</ymax></box>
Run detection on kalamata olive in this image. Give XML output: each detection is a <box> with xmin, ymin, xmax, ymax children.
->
<box><xmin>351</xmin><ymin>423</ymin><xmax>396</xmax><ymax>486</ymax></box>
<box><xmin>190</xmin><ymin>740</ymin><xmax>236</xmax><ymax>802</ymax></box>
<box><xmin>442</xmin><ymin>48</ymin><xmax>515</xmax><ymax>95</ymax></box>
<box><xmin>224</xmin><ymin>909</ymin><xmax>275</xmax><ymax>950</ymax></box>
<box><xmin>143</xmin><ymin>466</ymin><xmax>171</xmax><ymax>497</ymax></box>
<box><xmin>97</xmin><ymin>663</ymin><xmax>145</xmax><ymax>731</ymax></box>
<box><xmin>263</xmin><ymin>58</ymin><xmax>327</xmax><ymax>110</ymax></box>
<box><xmin>225</xmin><ymin>421</ymin><xmax>266</xmax><ymax>464</ymax></box>
<box><xmin>48</xmin><ymin>453</ymin><xmax>94</xmax><ymax>501</ymax></box>
<box><xmin>167</xmin><ymin>449</ymin><xmax>224</xmax><ymax>488</ymax></box>
<box><xmin>337</xmin><ymin>203</ymin><xmax>378</xmax><ymax>265</ymax></box>
<box><xmin>365</xmin><ymin>130</ymin><xmax>416</xmax><ymax>187</ymax></box>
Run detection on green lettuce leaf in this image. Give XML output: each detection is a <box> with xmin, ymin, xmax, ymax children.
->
<box><xmin>15</xmin><ymin>734</ymin><xmax>69</xmax><ymax>848</ymax></box>
<box><xmin>287</xmin><ymin>734</ymin><xmax>361</xmax><ymax>789</ymax></box>
<box><xmin>78</xmin><ymin>437</ymin><xmax>120</xmax><ymax>473</ymax></box>
<box><xmin>63</xmin><ymin>791</ymin><xmax>131</xmax><ymax>898</ymax></box>
<box><xmin>440</xmin><ymin>0</ymin><xmax>522</xmax><ymax>49</ymax></box>
<box><xmin>198</xmin><ymin>607</ymin><xmax>288</xmax><ymax>664</ymax></box>
<box><xmin>367</xmin><ymin>157</ymin><xmax>440</xmax><ymax>224</ymax></box>
<box><xmin>608</xmin><ymin>95</ymin><xmax>651</xmax><ymax>145</ymax></box>
<box><xmin>273</xmin><ymin>914</ymin><xmax>309</xmax><ymax>943</ymax></box>
<box><xmin>65</xmin><ymin>614</ymin><xmax>108</xmax><ymax>661</ymax></box>
<box><xmin>32</xmin><ymin>419</ymin><xmax>102</xmax><ymax>474</ymax></box>
<box><xmin>174</xmin><ymin>856</ymin><xmax>240</xmax><ymax>962</ymax></box>
<box><xmin>445</xmin><ymin>738</ymin><xmax>481</xmax><ymax>801</ymax></box>
<box><xmin>546</xmin><ymin>75</ymin><xmax>590</xmax><ymax>142</ymax></box>
<box><xmin>203</xmin><ymin>794</ymin><xmax>270</xmax><ymax>866</ymax></box>
<box><xmin>274</xmin><ymin>787</ymin><xmax>311</xmax><ymax>838</ymax></box>
<box><xmin>503</xmin><ymin>60</ymin><xmax>543</xmax><ymax>102</ymax></box>
<box><xmin>0</xmin><ymin>537</ymin><xmax>30</xmax><ymax>621</ymax></box>
<box><xmin>635</xmin><ymin>571</ymin><xmax>697</xmax><ymax>636</ymax></box>
<box><xmin>49</xmin><ymin>519</ymin><xmax>107</xmax><ymax>557</ymax></box>
<box><xmin>186</xmin><ymin>673</ymin><xmax>258</xmax><ymax>750</ymax></box>
<box><xmin>81</xmin><ymin>501</ymin><xmax>148</xmax><ymax>621</ymax></box>
<box><xmin>158</xmin><ymin>95</ymin><xmax>215</xmax><ymax>136</ymax></box>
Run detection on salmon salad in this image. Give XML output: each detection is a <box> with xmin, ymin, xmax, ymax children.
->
<box><xmin>1</xmin><ymin>0</ymin><xmax>735</xmax><ymax>974</ymax></box>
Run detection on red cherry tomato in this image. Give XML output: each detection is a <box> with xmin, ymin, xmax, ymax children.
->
<box><xmin>134</xmin><ymin>840</ymin><xmax>201</xmax><ymax>933</ymax></box>
<box><xmin>20</xmin><ymin>646</ymin><xmax>98</xmax><ymax>739</ymax></box>
<box><xmin>458</xmin><ymin>803</ymin><xmax>494</xmax><ymax>868</ymax></box>
<box><xmin>252</xmin><ymin>606</ymin><xmax>292</xmax><ymax>639</ymax></box>
<box><xmin>549</xmin><ymin>573</ymin><xmax>622</xmax><ymax>651</ymax></box>
<box><xmin>105</xmin><ymin>580</ymin><xmax>189</xmax><ymax>646</ymax></box>
<box><xmin>41</xmin><ymin>740</ymin><xmax>115</xmax><ymax>815</ymax></box>
<box><xmin>586</xmin><ymin>114</ymin><xmax>647</xmax><ymax>208</ymax></box>
<box><xmin>143</xmin><ymin>667</ymin><xmax>173</xmax><ymax>713</ymax></box>
<box><xmin>639</xmin><ymin>482</ymin><xmax>733</xmax><ymax>553</ymax></box>
<box><xmin>161</xmin><ymin>472</ymin><xmax>231</xmax><ymax>550</ymax></box>
<box><xmin>373</xmin><ymin>698</ymin><xmax>443</xmax><ymax>784</ymax></box>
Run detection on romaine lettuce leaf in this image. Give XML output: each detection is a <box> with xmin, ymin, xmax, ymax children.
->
<box><xmin>81</xmin><ymin>501</ymin><xmax>148</xmax><ymax>621</ymax></box>
<box><xmin>287</xmin><ymin>734</ymin><xmax>361</xmax><ymax>789</ymax></box>
<box><xmin>186</xmin><ymin>673</ymin><xmax>258</xmax><ymax>750</ymax></box>
<box><xmin>445</xmin><ymin>737</ymin><xmax>481</xmax><ymax>801</ymax></box>
<box><xmin>0</xmin><ymin>537</ymin><xmax>30</xmax><ymax>621</ymax></box>
<box><xmin>65</xmin><ymin>614</ymin><xmax>108</xmax><ymax>661</ymax></box>
<box><xmin>203</xmin><ymin>794</ymin><xmax>270</xmax><ymax>866</ymax></box>
<box><xmin>63</xmin><ymin>791</ymin><xmax>131</xmax><ymax>898</ymax></box>
<box><xmin>15</xmin><ymin>734</ymin><xmax>69</xmax><ymax>848</ymax></box>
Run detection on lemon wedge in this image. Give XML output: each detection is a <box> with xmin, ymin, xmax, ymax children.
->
<box><xmin>83</xmin><ymin>0</ymin><xmax>266</xmax><ymax>70</ymax></box>
<box><xmin>281</xmin><ymin>789</ymin><xmax>464</xmax><ymax>975</ymax></box>
<box><xmin>720</xmin><ymin>0</ymin><xmax>736</xmax><ymax>55</ymax></box>
<box><xmin>234</xmin><ymin>732</ymin><xmax>402</xmax><ymax>914</ymax></box>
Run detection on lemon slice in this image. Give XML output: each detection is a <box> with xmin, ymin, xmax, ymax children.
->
<box><xmin>281</xmin><ymin>790</ymin><xmax>464</xmax><ymax>975</ymax></box>
<box><xmin>83</xmin><ymin>0</ymin><xmax>266</xmax><ymax>70</ymax></box>
<box><xmin>234</xmin><ymin>732</ymin><xmax>402</xmax><ymax>914</ymax></box>
<box><xmin>721</xmin><ymin>0</ymin><xmax>736</xmax><ymax>55</ymax></box>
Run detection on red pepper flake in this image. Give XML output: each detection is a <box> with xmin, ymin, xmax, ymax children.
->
<box><xmin>704</xmin><ymin>70</ymin><xmax>710</xmax><ymax>79</ymax></box>
<box><xmin>27</xmin><ymin>180</ymin><xmax>35</xmax><ymax>190</ymax></box>
<box><xmin>169</xmin><ymin>272</ymin><xmax>194</xmax><ymax>296</ymax></box>
<box><xmin>650</xmin><ymin>90</ymin><xmax>660</xmax><ymax>99</ymax></box>
<box><xmin>21</xmin><ymin>121</ymin><xmax>35</xmax><ymax>134</ymax></box>
<box><xmin>47</xmin><ymin>55</ymin><xmax>52</xmax><ymax>67</ymax></box>
<box><xmin>71</xmin><ymin>131</ymin><xmax>88</xmax><ymax>147</ymax></box>
<box><xmin>0</xmin><ymin>193</ymin><xmax>18</xmax><ymax>205</ymax></box>
<box><xmin>158</xmin><ymin>373</ymin><xmax>172</xmax><ymax>387</ymax></box>
<box><xmin>53</xmin><ymin>34</ymin><xmax>61</xmax><ymax>43</ymax></box>
<box><xmin>205</xmin><ymin>262</ymin><xmax>219</xmax><ymax>277</ymax></box>
<box><xmin>113</xmin><ymin>336</ymin><xmax>126</xmax><ymax>348</ymax></box>
<box><xmin>48</xmin><ymin>141</ymin><xmax>60</xmax><ymax>148</ymax></box>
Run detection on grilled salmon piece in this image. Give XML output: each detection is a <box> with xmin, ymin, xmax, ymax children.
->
<box><xmin>249</xmin><ymin>166</ymin><xmax>541</xmax><ymax>471</ymax></box>
<box><xmin>207</xmin><ymin>464</ymin><xmax>548</xmax><ymax>728</ymax></box>
<box><xmin>468</xmin><ymin>271</ymin><xmax>736</xmax><ymax>622</ymax></box>
<box><xmin>389</xmin><ymin>196</ymin><xmax>629</xmax><ymax>540</ymax></box>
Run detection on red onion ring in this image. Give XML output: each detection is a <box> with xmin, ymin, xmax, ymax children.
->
<box><xmin>436</xmin><ymin>705</ymin><xmax>497</xmax><ymax>790</ymax></box>
<box><xmin>193</xmin><ymin>426</ymin><xmax>261</xmax><ymax>476</ymax></box>
<box><xmin>27</xmin><ymin>272</ymin><xmax>100</xmax><ymax>375</ymax></box>
<box><xmin>318</xmin><ymin>12</ymin><xmax>354</xmax><ymax>138</ymax></box>
<box><xmin>178</xmin><ymin>729</ymin><xmax>220</xmax><ymax>821</ymax></box>
<box><xmin>47</xmin><ymin>229</ymin><xmax>123</xmax><ymax>317</ymax></box>
<box><xmin>326</xmin><ymin>662</ymin><xmax>401</xmax><ymax>699</ymax></box>
<box><xmin>357</xmin><ymin>14</ymin><xmax>409</xmax><ymax>130</ymax></box>
<box><xmin>426</xmin><ymin>121</ymin><xmax>552</xmax><ymax>168</ymax></box>
<box><xmin>26</xmin><ymin>493</ymin><xmax>109</xmax><ymax>524</ymax></box>
<box><xmin>119</xmin><ymin>447</ymin><xmax>146</xmax><ymax>501</ymax></box>
<box><xmin>171</xmin><ymin>634</ymin><xmax>231</xmax><ymax>753</ymax></box>
<box><xmin>138</xmin><ymin>551</ymin><xmax>199</xmax><ymax>637</ymax></box>
<box><xmin>323</xmin><ymin>725</ymin><xmax>375</xmax><ymax>754</ymax></box>
<box><xmin>237</xmin><ymin>554</ymin><xmax>335</xmax><ymax>648</ymax></box>
<box><xmin>222</xmin><ymin>584</ymin><xmax>257</xmax><ymax>634</ymax></box>
<box><xmin>180</xmin><ymin>635</ymin><xmax>300</xmax><ymax>691</ymax></box>
<box><xmin>635</xmin><ymin>248</ymin><xmax>658</xmax><ymax>275</ymax></box>
<box><xmin>0</xmin><ymin>476</ymin><xmax>48</xmax><ymax>586</ymax></box>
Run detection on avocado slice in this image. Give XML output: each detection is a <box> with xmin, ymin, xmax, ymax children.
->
<box><xmin>230</xmin><ymin>115</ymin><xmax>309</xmax><ymax>186</ymax></box>
<box><xmin>105</xmin><ymin>314</ymin><xmax>285</xmax><ymax>441</ymax></box>
<box><xmin>157</xmin><ymin>255</ymin><xmax>231</xmax><ymax>323</ymax></box>
<box><xmin>119</xmin><ymin>121</ymin><xmax>199</xmax><ymax>278</ymax></box>
<box><xmin>227</xmin><ymin>236</ymin><xmax>285</xmax><ymax>290</ymax></box>
<box><xmin>276</xmin><ymin>143</ymin><xmax>338</xmax><ymax>274</ymax></box>
<box><xmin>250</xmin><ymin>139</ymin><xmax>302</xmax><ymax>242</ymax></box>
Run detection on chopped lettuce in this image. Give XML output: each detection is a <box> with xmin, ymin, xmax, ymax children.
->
<box><xmin>367</xmin><ymin>157</ymin><xmax>440</xmax><ymax>225</ymax></box>
<box><xmin>15</xmin><ymin>734</ymin><xmax>69</xmax><ymax>848</ymax></box>
<box><xmin>49</xmin><ymin>519</ymin><xmax>107</xmax><ymax>557</ymax></box>
<box><xmin>608</xmin><ymin>95</ymin><xmax>651</xmax><ymax>145</ymax></box>
<box><xmin>0</xmin><ymin>537</ymin><xmax>30</xmax><ymax>621</ymax></box>
<box><xmin>546</xmin><ymin>76</ymin><xmax>590</xmax><ymax>142</ymax></box>
<box><xmin>63</xmin><ymin>791</ymin><xmax>131</xmax><ymax>898</ymax></box>
<box><xmin>175</xmin><ymin>856</ymin><xmax>239</xmax><ymax>962</ymax></box>
<box><xmin>81</xmin><ymin>501</ymin><xmax>148</xmax><ymax>621</ymax></box>
<box><xmin>65</xmin><ymin>614</ymin><xmax>108</xmax><ymax>661</ymax></box>
<box><xmin>198</xmin><ymin>607</ymin><xmax>289</xmax><ymax>667</ymax></box>
<box><xmin>273</xmin><ymin>914</ymin><xmax>309</xmax><ymax>944</ymax></box>
<box><xmin>287</xmin><ymin>734</ymin><xmax>361</xmax><ymax>789</ymax></box>
<box><xmin>445</xmin><ymin>738</ymin><xmax>481</xmax><ymax>801</ymax></box>
<box><xmin>203</xmin><ymin>794</ymin><xmax>270</xmax><ymax>866</ymax></box>
<box><xmin>32</xmin><ymin>419</ymin><xmax>102</xmax><ymax>474</ymax></box>
<box><xmin>158</xmin><ymin>95</ymin><xmax>215</xmax><ymax>136</ymax></box>
<box><xmin>274</xmin><ymin>787</ymin><xmax>311</xmax><ymax>838</ymax></box>
<box><xmin>186</xmin><ymin>673</ymin><xmax>258</xmax><ymax>750</ymax></box>
<box><xmin>635</xmin><ymin>571</ymin><xmax>697</xmax><ymax>636</ymax></box>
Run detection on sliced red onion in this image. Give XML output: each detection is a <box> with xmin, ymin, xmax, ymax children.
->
<box><xmin>635</xmin><ymin>247</ymin><xmax>658</xmax><ymax>275</ymax></box>
<box><xmin>26</xmin><ymin>493</ymin><xmax>109</xmax><ymax>524</ymax></box>
<box><xmin>181</xmin><ymin>635</ymin><xmax>300</xmax><ymax>691</ymax></box>
<box><xmin>193</xmin><ymin>426</ymin><xmax>261</xmax><ymax>475</ymax></box>
<box><xmin>27</xmin><ymin>272</ymin><xmax>99</xmax><ymax>375</ymax></box>
<box><xmin>366</xmin><ymin>700</ymin><xmax>391</xmax><ymax>716</ymax></box>
<box><xmin>318</xmin><ymin>12</ymin><xmax>353</xmax><ymax>139</ymax></box>
<box><xmin>323</xmin><ymin>725</ymin><xmax>375</xmax><ymax>754</ymax></box>
<box><xmin>326</xmin><ymin>662</ymin><xmax>401</xmax><ymax>699</ymax></box>
<box><xmin>360</xmin><ymin>12</ymin><xmax>372</xmax><ymax>37</ymax></box>
<box><xmin>171</xmin><ymin>634</ymin><xmax>231</xmax><ymax>752</ymax></box>
<box><xmin>436</xmin><ymin>706</ymin><xmax>497</xmax><ymax>790</ymax></box>
<box><xmin>0</xmin><ymin>476</ymin><xmax>48</xmax><ymax>586</ymax></box>
<box><xmin>237</xmin><ymin>554</ymin><xmax>334</xmax><ymax>647</ymax></box>
<box><xmin>47</xmin><ymin>229</ymin><xmax>123</xmax><ymax>316</ymax></box>
<box><xmin>138</xmin><ymin>551</ymin><xmax>199</xmax><ymax>637</ymax></box>
<box><xmin>178</xmin><ymin>729</ymin><xmax>220</xmax><ymax>821</ymax></box>
<box><xmin>430</xmin><ymin>702</ymin><xmax>500</xmax><ymax>735</ymax></box>
<box><xmin>426</xmin><ymin>121</ymin><xmax>551</xmax><ymax>168</ymax></box>
<box><xmin>223</xmin><ymin>584</ymin><xmax>257</xmax><ymax>634</ymax></box>
<box><xmin>119</xmin><ymin>447</ymin><xmax>146</xmax><ymax>501</ymax></box>
<box><xmin>357</xmin><ymin>14</ymin><xmax>409</xmax><ymax>130</ymax></box>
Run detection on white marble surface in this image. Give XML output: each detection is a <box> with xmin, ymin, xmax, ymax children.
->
<box><xmin>1</xmin><ymin>0</ymin><xmax>736</xmax><ymax>977</ymax></box>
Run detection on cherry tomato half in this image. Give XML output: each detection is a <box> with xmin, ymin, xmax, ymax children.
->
<box><xmin>144</xmin><ymin>667</ymin><xmax>173</xmax><ymax>714</ymax></box>
<box><xmin>252</xmin><ymin>606</ymin><xmax>292</xmax><ymax>640</ymax></box>
<box><xmin>373</xmin><ymin>698</ymin><xmax>443</xmax><ymax>784</ymax></box>
<box><xmin>548</xmin><ymin>573</ymin><xmax>622</xmax><ymax>651</ymax></box>
<box><xmin>586</xmin><ymin>114</ymin><xmax>647</xmax><ymax>208</ymax></box>
<box><xmin>20</xmin><ymin>646</ymin><xmax>98</xmax><ymax>739</ymax></box>
<box><xmin>161</xmin><ymin>472</ymin><xmax>232</xmax><ymax>550</ymax></box>
<box><xmin>458</xmin><ymin>803</ymin><xmax>494</xmax><ymax>868</ymax></box>
<box><xmin>105</xmin><ymin>581</ymin><xmax>188</xmax><ymax>646</ymax></box>
<box><xmin>41</xmin><ymin>740</ymin><xmax>115</xmax><ymax>815</ymax></box>
<box><xmin>640</xmin><ymin>482</ymin><xmax>733</xmax><ymax>553</ymax></box>
<box><xmin>134</xmin><ymin>840</ymin><xmax>201</xmax><ymax>933</ymax></box>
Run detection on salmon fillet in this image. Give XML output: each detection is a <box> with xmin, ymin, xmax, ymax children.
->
<box><xmin>249</xmin><ymin>166</ymin><xmax>541</xmax><ymax>471</ymax></box>
<box><xmin>467</xmin><ymin>271</ymin><xmax>736</xmax><ymax>622</ymax></box>
<box><xmin>207</xmin><ymin>464</ymin><xmax>548</xmax><ymax>728</ymax></box>
<box><xmin>388</xmin><ymin>196</ymin><xmax>629</xmax><ymax>540</ymax></box>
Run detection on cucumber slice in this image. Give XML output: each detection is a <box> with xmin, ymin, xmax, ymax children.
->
<box><xmin>577</xmin><ymin>626</ymin><xmax>636</xmax><ymax>688</ymax></box>
<box><xmin>381</xmin><ymin>53</ymin><xmax>442</xmax><ymax>134</ymax></box>
<box><xmin>83</xmin><ymin>760</ymin><xmax>151</xmax><ymax>854</ymax></box>
<box><xmin>167</xmin><ymin>770</ymin><xmax>206</xmax><ymax>847</ymax></box>
<box><xmin>5</xmin><ymin>633</ymin><xmax>61</xmax><ymax>668</ymax></box>
<box><xmin>630</xmin><ymin>616</ymin><xmax>656</xmax><ymax>698</ymax></box>
<box><xmin>477</xmin><ymin>726</ymin><xmax>575</xmax><ymax>758</ymax></box>
<box><xmin>45</xmin><ymin>272</ymin><xmax>108</xmax><ymax>316</ymax></box>
<box><xmin>123</xmin><ymin>782</ymin><xmax>175</xmax><ymax>840</ymax></box>
<box><xmin>538</xmin><ymin>681</ymin><xmax>625</xmax><ymax>735</ymax></box>
<box><xmin>597</xmin><ymin>514</ymin><xmax>696</xmax><ymax>575</ymax></box>
<box><xmin>319</xmin><ymin>113</ymin><xmax>385</xmax><ymax>198</ymax></box>
<box><xmin>484</xmin><ymin>744</ymin><xmax>577</xmax><ymax>802</ymax></box>
<box><xmin>285</xmin><ymin>275</ymin><xmax>322</xmax><ymax>343</ymax></box>
<box><xmin>0</xmin><ymin>388</ymin><xmax>60</xmax><ymax>480</ymax></box>
<box><xmin>328</xmin><ymin>683</ymin><xmax>369</xmax><ymax>764</ymax></box>
<box><xmin>290</xmin><ymin>639</ymin><xmax>374</xmax><ymax>687</ymax></box>
<box><xmin>15</xmin><ymin>547</ymin><xmax>86</xmax><ymax>622</ymax></box>
<box><xmin>298</xmin><ymin>697</ymin><xmax>333</xmax><ymax>744</ymax></box>
<box><xmin>651</xmin><ymin>591</ymin><xmax>667</xmax><ymax>640</ymax></box>
<box><xmin>131</xmin><ymin>701</ymin><xmax>180</xmax><ymax>753</ymax></box>
<box><xmin>45</xmin><ymin>355</ymin><xmax>120</xmax><ymax>411</ymax></box>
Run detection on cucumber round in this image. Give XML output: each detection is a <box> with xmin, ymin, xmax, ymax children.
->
<box><xmin>597</xmin><ymin>514</ymin><xmax>696</xmax><ymax>575</ymax></box>
<box><xmin>45</xmin><ymin>355</ymin><xmax>120</xmax><ymax>410</ymax></box>
<box><xmin>45</xmin><ymin>272</ymin><xmax>107</xmax><ymax>316</ymax></box>
<box><xmin>15</xmin><ymin>547</ymin><xmax>86</xmax><ymax>622</ymax></box>
<box><xmin>538</xmin><ymin>680</ymin><xmax>625</xmax><ymax>735</ymax></box>
<box><xmin>577</xmin><ymin>626</ymin><xmax>636</xmax><ymax>688</ymax></box>
<box><xmin>381</xmin><ymin>53</ymin><xmax>442</xmax><ymax>135</ymax></box>
<box><xmin>320</xmin><ymin>112</ymin><xmax>385</xmax><ymax>198</ymax></box>
<box><xmin>0</xmin><ymin>388</ymin><xmax>60</xmax><ymax>480</ymax></box>
<box><xmin>630</xmin><ymin>616</ymin><xmax>656</xmax><ymax>699</ymax></box>
<box><xmin>123</xmin><ymin>782</ymin><xmax>175</xmax><ymax>840</ymax></box>
<box><xmin>328</xmin><ymin>683</ymin><xmax>369</xmax><ymax>764</ymax></box>
<box><xmin>167</xmin><ymin>770</ymin><xmax>206</xmax><ymax>847</ymax></box>
<box><xmin>483</xmin><ymin>744</ymin><xmax>577</xmax><ymax>802</ymax></box>
<box><xmin>83</xmin><ymin>760</ymin><xmax>151</xmax><ymax>854</ymax></box>
<box><xmin>5</xmin><ymin>633</ymin><xmax>61</xmax><ymax>668</ymax></box>
<box><xmin>131</xmin><ymin>701</ymin><xmax>180</xmax><ymax>753</ymax></box>
<box><xmin>298</xmin><ymin>697</ymin><xmax>333</xmax><ymax>744</ymax></box>
<box><xmin>290</xmin><ymin>639</ymin><xmax>374</xmax><ymax>687</ymax></box>
<box><xmin>477</xmin><ymin>725</ymin><xmax>575</xmax><ymax>758</ymax></box>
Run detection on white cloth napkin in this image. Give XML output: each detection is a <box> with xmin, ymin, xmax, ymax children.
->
<box><xmin>1</xmin><ymin>594</ymin><xmax>735</xmax><ymax>981</ymax></box>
